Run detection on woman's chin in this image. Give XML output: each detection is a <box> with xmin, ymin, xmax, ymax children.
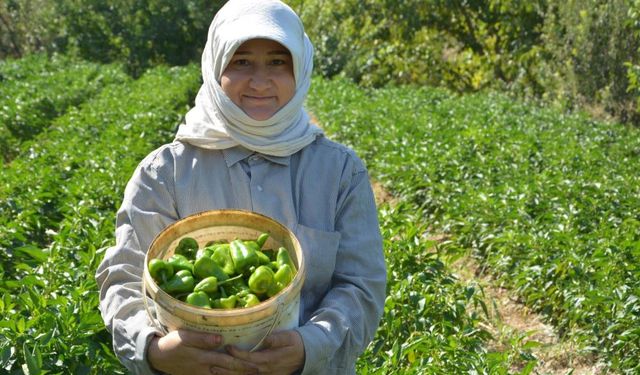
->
<box><xmin>244</xmin><ymin>108</ymin><xmax>278</xmax><ymax>121</ymax></box>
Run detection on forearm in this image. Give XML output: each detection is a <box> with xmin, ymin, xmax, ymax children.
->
<box><xmin>96</xmin><ymin>149</ymin><xmax>179</xmax><ymax>373</ymax></box>
<box><xmin>96</xmin><ymin>245</ymin><xmax>163</xmax><ymax>374</ymax></box>
<box><xmin>296</xmin><ymin>269</ymin><xmax>386</xmax><ymax>374</ymax></box>
<box><xmin>298</xmin><ymin>170</ymin><xmax>387</xmax><ymax>373</ymax></box>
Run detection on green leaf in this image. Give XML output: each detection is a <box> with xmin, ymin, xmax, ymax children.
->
<box><xmin>22</xmin><ymin>342</ymin><xmax>42</xmax><ymax>375</ymax></box>
<box><xmin>15</xmin><ymin>245</ymin><xmax>49</xmax><ymax>263</ymax></box>
<box><xmin>16</xmin><ymin>318</ymin><xmax>26</xmax><ymax>334</ymax></box>
<box><xmin>521</xmin><ymin>340</ymin><xmax>543</xmax><ymax>350</ymax></box>
<box><xmin>519</xmin><ymin>360</ymin><xmax>537</xmax><ymax>375</ymax></box>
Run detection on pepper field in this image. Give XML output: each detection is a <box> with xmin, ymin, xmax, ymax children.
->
<box><xmin>1</xmin><ymin>55</ymin><xmax>638</xmax><ymax>374</ymax></box>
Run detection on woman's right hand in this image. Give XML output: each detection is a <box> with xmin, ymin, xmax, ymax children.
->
<box><xmin>147</xmin><ymin>330</ymin><xmax>259</xmax><ymax>375</ymax></box>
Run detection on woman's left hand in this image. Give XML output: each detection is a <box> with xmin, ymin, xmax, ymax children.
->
<box><xmin>227</xmin><ymin>330</ymin><xmax>305</xmax><ymax>375</ymax></box>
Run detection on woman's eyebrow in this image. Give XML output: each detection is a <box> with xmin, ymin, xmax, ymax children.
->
<box><xmin>268</xmin><ymin>50</ymin><xmax>291</xmax><ymax>55</ymax></box>
<box><xmin>233</xmin><ymin>50</ymin><xmax>290</xmax><ymax>55</ymax></box>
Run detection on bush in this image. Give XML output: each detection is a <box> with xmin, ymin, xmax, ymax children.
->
<box><xmin>291</xmin><ymin>0</ymin><xmax>546</xmax><ymax>91</ymax></box>
<box><xmin>0</xmin><ymin>63</ymin><xmax>201</xmax><ymax>373</ymax></box>
<box><xmin>0</xmin><ymin>0</ymin><xmax>63</xmax><ymax>58</ymax></box>
<box><xmin>3</xmin><ymin>0</ymin><xmax>639</xmax><ymax>124</ymax></box>
<box><xmin>58</xmin><ymin>0</ymin><xmax>225</xmax><ymax>76</ymax></box>
<box><xmin>307</xmin><ymin>76</ymin><xmax>640</xmax><ymax>372</ymax></box>
<box><xmin>535</xmin><ymin>0</ymin><xmax>640</xmax><ymax>124</ymax></box>
<box><xmin>292</xmin><ymin>0</ymin><xmax>640</xmax><ymax>125</ymax></box>
<box><xmin>0</xmin><ymin>0</ymin><xmax>225</xmax><ymax>76</ymax></box>
<box><xmin>0</xmin><ymin>53</ymin><xmax>127</xmax><ymax>162</ymax></box>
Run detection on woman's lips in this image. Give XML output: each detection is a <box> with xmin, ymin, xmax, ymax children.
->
<box><xmin>242</xmin><ymin>95</ymin><xmax>276</xmax><ymax>105</ymax></box>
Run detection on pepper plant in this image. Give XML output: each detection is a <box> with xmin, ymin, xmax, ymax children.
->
<box><xmin>307</xmin><ymin>76</ymin><xmax>640</xmax><ymax>373</ymax></box>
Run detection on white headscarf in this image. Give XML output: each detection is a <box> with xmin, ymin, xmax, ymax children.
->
<box><xmin>174</xmin><ymin>0</ymin><xmax>323</xmax><ymax>157</ymax></box>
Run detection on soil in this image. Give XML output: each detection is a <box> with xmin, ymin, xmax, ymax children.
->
<box><xmin>314</xmin><ymin>109</ymin><xmax>608</xmax><ymax>373</ymax></box>
<box><xmin>372</xmin><ymin>181</ymin><xmax>608</xmax><ymax>375</ymax></box>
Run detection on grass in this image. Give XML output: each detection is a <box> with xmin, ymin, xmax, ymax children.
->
<box><xmin>307</xmin><ymin>76</ymin><xmax>640</xmax><ymax>373</ymax></box>
<box><xmin>1</xmin><ymin>56</ymin><xmax>638</xmax><ymax>373</ymax></box>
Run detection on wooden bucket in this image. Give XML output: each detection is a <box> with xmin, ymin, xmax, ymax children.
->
<box><xmin>142</xmin><ymin>209</ymin><xmax>305</xmax><ymax>351</ymax></box>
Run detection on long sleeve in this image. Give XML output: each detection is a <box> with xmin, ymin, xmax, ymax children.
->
<box><xmin>96</xmin><ymin>138</ymin><xmax>386</xmax><ymax>374</ymax></box>
<box><xmin>295</xmin><ymin>167</ymin><xmax>387</xmax><ymax>374</ymax></box>
<box><xmin>95</xmin><ymin>148</ymin><xmax>179</xmax><ymax>374</ymax></box>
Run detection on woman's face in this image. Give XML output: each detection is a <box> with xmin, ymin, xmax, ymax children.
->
<box><xmin>221</xmin><ymin>39</ymin><xmax>296</xmax><ymax>121</ymax></box>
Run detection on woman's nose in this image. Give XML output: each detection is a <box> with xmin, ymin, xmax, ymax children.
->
<box><xmin>249</xmin><ymin>66</ymin><xmax>271</xmax><ymax>90</ymax></box>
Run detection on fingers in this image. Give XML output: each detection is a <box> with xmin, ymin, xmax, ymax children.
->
<box><xmin>225</xmin><ymin>345</ymin><xmax>251</xmax><ymax>360</ymax></box>
<box><xmin>261</xmin><ymin>330</ymin><xmax>294</xmax><ymax>349</ymax></box>
<box><xmin>207</xmin><ymin>352</ymin><xmax>258</xmax><ymax>374</ymax></box>
<box><xmin>226</xmin><ymin>331</ymin><xmax>305</xmax><ymax>374</ymax></box>
<box><xmin>149</xmin><ymin>331</ymin><xmax>258</xmax><ymax>375</ymax></box>
<box><xmin>175</xmin><ymin>329</ymin><xmax>224</xmax><ymax>350</ymax></box>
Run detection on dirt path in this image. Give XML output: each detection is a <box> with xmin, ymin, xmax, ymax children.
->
<box><xmin>315</xmin><ymin>113</ymin><xmax>605</xmax><ymax>373</ymax></box>
<box><xmin>450</xmin><ymin>256</ymin><xmax>606</xmax><ymax>374</ymax></box>
<box><xmin>370</xmin><ymin>180</ymin><xmax>607</xmax><ymax>375</ymax></box>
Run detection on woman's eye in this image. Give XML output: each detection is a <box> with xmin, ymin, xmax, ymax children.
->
<box><xmin>270</xmin><ymin>59</ymin><xmax>286</xmax><ymax>66</ymax></box>
<box><xmin>233</xmin><ymin>59</ymin><xmax>250</xmax><ymax>66</ymax></box>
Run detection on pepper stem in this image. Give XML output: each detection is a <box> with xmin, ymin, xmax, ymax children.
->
<box><xmin>218</xmin><ymin>274</ymin><xmax>244</xmax><ymax>286</ymax></box>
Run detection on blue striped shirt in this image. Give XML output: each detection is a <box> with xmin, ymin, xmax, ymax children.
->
<box><xmin>96</xmin><ymin>134</ymin><xmax>387</xmax><ymax>374</ymax></box>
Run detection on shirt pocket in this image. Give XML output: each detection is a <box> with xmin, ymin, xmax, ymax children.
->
<box><xmin>293</xmin><ymin>223</ymin><xmax>341</xmax><ymax>312</ymax></box>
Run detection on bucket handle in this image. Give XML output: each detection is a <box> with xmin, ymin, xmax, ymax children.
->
<box><xmin>142</xmin><ymin>278</ymin><xmax>169</xmax><ymax>336</ymax></box>
<box><xmin>142</xmin><ymin>278</ymin><xmax>286</xmax><ymax>351</ymax></box>
<box><xmin>249</xmin><ymin>298</ymin><xmax>286</xmax><ymax>352</ymax></box>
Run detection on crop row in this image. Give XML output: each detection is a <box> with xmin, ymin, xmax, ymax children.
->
<box><xmin>0</xmin><ymin>53</ymin><xmax>128</xmax><ymax>163</ymax></box>
<box><xmin>0</xmin><ymin>62</ymin><xmax>201</xmax><ymax>373</ymax></box>
<box><xmin>358</xmin><ymin>202</ymin><xmax>537</xmax><ymax>374</ymax></box>
<box><xmin>0</xmin><ymin>57</ymin><xmax>531</xmax><ymax>373</ymax></box>
<box><xmin>306</xmin><ymin>77</ymin><xmax>640</xmax><ymax>373</ymax></box>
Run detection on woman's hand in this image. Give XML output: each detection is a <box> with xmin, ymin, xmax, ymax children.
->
<box><xmin>227</xmin><ymin>330</ymin><xmax>305</xmax><ymax>375</ymax></box>
<box><xmin>148</xmin><ymin>329</ymin><xmax>259</xmax><ymax>375</ymax></box>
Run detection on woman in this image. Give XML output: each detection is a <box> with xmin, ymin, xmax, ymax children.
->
<box><xmin>95</xmin><ymin>1</ymin><xmax>386</xmax><ymax>374</ymax></box>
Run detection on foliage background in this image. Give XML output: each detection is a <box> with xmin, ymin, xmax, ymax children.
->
<box><xmin>2</xmin><ymin>0</ymin><xmax>640</xmax><ymax>373</ymax></box>
<box><xmin>2</xmin><ymin>0</ymin><xmax>639</xmax><ymax>123</ymax></box>
<box><xmin>0</xmin><ymin>0</ymin><xmax>225</xmax><ymax>76</ymax></box>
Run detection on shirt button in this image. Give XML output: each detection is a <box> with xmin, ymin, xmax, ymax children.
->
<box><xmin>257</xmin><ymin>185</ymin><xmax>263</xmax><ymax>192</ymax></box>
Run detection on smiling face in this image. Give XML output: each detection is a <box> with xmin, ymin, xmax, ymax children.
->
<box><xmin>221</xmin><ymin>38</ymin><xmax>296</xmax><ymax>121</ymax></box>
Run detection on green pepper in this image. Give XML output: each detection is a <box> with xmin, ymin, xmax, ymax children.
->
<box><xmin>207</xmin><ymin>289</ymin><xmax>221</xmax><ymax>300</ymax></box>
<box><xmin>196</xmin><ymin>247</ymin><xmax>213</xmax><ymax>260</ymax></box>
<box><xmin>255</xmin><ymin>250</ymin><xmax>271</xmax><ymax>265</ymax></box>
<box><xmin>149</xmin><ymin>259</ymin><xmax>174</xmax><ymax>284</ymax></box>
<box><xmin>193</xmin><ymin>276</ymin><xmax>218</xmax><ymax>293</ymax></box>
<box><xmin>211</xmin><ymin>298</ymin><xmax>222</xmax><ymax>309</ymax></box>
<box><xmin>240</xmin><ymin>293</ymin><xmax>261</xmax><ymax>307</ymax></box>
<box><xmin>193</xmin><ymin>256</ymin><xmax>229</xmax><ymax>281</ymax></box>
<box><xmin>230</xmin><ymin>239</ymin><xmax>259</xmax><ymax>275</ymax></box>
<box><xmin>223</xmin><ymin>277</ymin><xmax>250</xmax><ymax>297</ymax></box>
<box><xmin>211</xmin><ymin>244</ymin><xmax>236</xmax><ymax>276</ymax></box>
<box><xmin>212</xmin><ymin>295</ymin><xmax>237</xmax><ymax>309</ymax></box>
<box><xmin>167</xmin><ymin>254</ymin><xmax>194</xmax><ymax>274</ymax></box>
<box><xmin>256</xmin><ymin>232</ymin><xmax>270</xmax><ymax>249</ymax></box>
<box><xmin>161</xmin><ymin>269</ymin><xmax>195</xmax><ymax>295</ymax></box>
<box><xmin>186</xmin><ymin>291</ymin><xmax>211</xmax><ymax>308</ymax></box>
<box><xmin>269</xmin><ymin>260</ymin><xmax>279</xmax><ymax>271</ymax></box>
<box><xmin>276</xmin><ymin>247</ymin><xmax>296</xmax><ymax>270</ymax></box>
<box><xmin>205</xmin><ymin>239</ymin><xmax>225</xmax><ymax>247</ymax></box>
<box><xmin>265</xmin><ymin>264</ymin><xmax>295</xmax><ymax>298</ymax></box>
<box><xmin>266</xmin><ymin>281</ymin><xmax>282</xmax><ymax>297</ymax></box>
<box><xmin>175</xmin><ymin>237</ymin><xmax>199</xmax><ymax>259</ymax></box>
<box><xmin>274</xmin><ymin>264</ymin><xmax>294</xmax><ymax>286</ymax></box>
<box><xmin>248</xmin><ymin>265</ymin><xmax>275</xmax><ymax>295</ymax></box>
<box><xmin>244</xmin><ymin>240</ymin><xmax>260</xmax><ymax>251</ymax></box>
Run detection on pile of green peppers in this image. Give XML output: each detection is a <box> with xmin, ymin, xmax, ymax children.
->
<box><xmin>148</xmin><ymin>233</ymin><xmax>297</xmax><ymax>309</ymax></box>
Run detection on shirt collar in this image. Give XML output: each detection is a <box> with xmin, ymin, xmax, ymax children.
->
<box><xmin>222</xmin><ymin>146</ymin><xmax>290</xmax><ymax>167</ymax></box>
